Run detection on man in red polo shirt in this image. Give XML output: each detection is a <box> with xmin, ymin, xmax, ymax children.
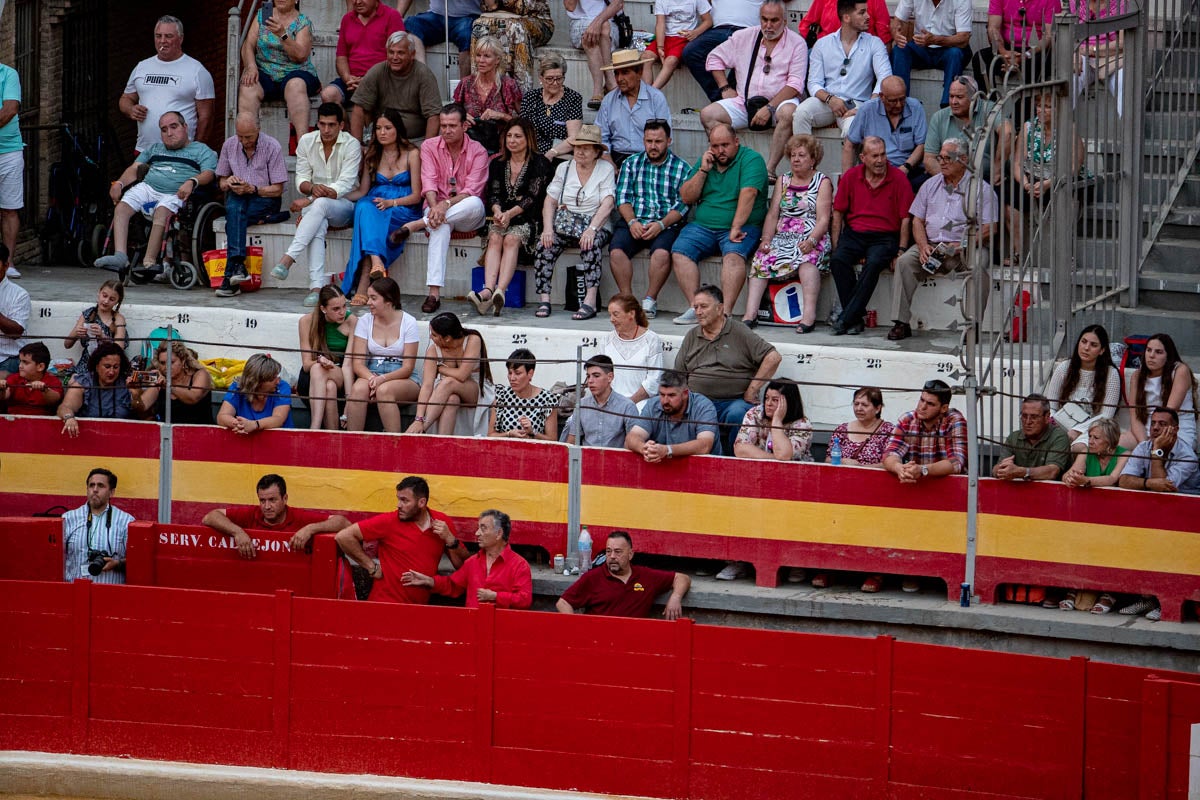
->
<box><xmin>202</xmin><ymin>473</ymin><xmax>350</xmax><ymax>559</ymax></box>
<box><xmin>321</xmin><ymin>0</ymin><xmax>406</xmax><ymax>106</ymax></box>
<box><xmin>556</xmin><ymin>531</ymin><xmax>691</xmax><ymax>619</ymax></box>
<box><xmin>401</xmin><ymin>509</ymin><xmax>532</xmax><ymax>609</ymax></box>
<box><xmin>829</xmin><ymin>135</ymin><xmax>914</xmax><ymax>336</ymax></box>
<box><xmin>335</xmin><ymin>475</ymin><xmax>468</xmax><ymax>604</ymax></box>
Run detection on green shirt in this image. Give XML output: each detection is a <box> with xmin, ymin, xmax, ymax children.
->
<box><xmin>925</xmin><ymin>100</ymin><xmax>996</xmax><ymax>178</ymax></box>
<box><xmin>690</xmin><ymin>146</ymin><xmax>769</xmax><ymax>231</ymax></box>
<box><xmin>1084</xmin><ymin>446</ymin><xmax>1127</xmax><ymax>477</ymax></box>
<box><xmin>1002</xmin><ymin>424</ymin><xmax>1073</xmax><ymax>475</ymax></box>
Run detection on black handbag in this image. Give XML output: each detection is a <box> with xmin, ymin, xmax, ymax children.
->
<box><xmin>603</xmin><ymin>0</ymin><xmax>634</xmax><ymax>48</ymax></box>
<box><xmin>744</xmin><ymin>30</ymin><xmax>774</xmax><ymax>131</ymax></box>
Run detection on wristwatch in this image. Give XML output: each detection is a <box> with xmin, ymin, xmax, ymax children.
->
<box><xmin>446</xmin><ymin>537</ymin><xmax>461</xmax><ymax>550</ymax></box>
<box><xmin>1151</xmin><ymin>448</ymin><xmax>1166</xmax><ymax>459</ymax></box>
<box><xmin>667</xmin><ymin>444</ymin><xmax>675</xmax><ymax>459</ymax></box>
<box><xmin>920</xmin><ymin>465</ymin><xmax>929</xmax><ymax>477</ymax></box>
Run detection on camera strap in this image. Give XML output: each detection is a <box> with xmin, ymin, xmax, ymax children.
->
<box><xmin>86</xmin><ymin>506</ymin><xmax>114</xmax><ymax>551</ymax></box>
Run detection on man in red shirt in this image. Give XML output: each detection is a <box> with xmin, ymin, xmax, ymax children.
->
<box><xmin>335</xmin><ymin>475</ymin><xmax>468</xmax><ymax>604</ymax></box>
<box><xmin>401</xmin><ymin>509</ymin><xmax>532</xmax><ymax>609</ymax></box>
<box><xmin>2</xmin><ymin>342</ymin><xmax>63</xmax><ymax>415</ymax></box>
<box><xmin>829</xmin><ymin>136</ymin><xmax>913</xmax><ymax>336</ymax></box>
<box><xmin>321</xmin><ymin>0</ymin><xmax>405</xmax><ymax>106</ymax></box>
<box><xmin>202</xmin><ymin>473</ymin><xmax>350</xmax><ymax>559</ymax></box>
<box><xmin>557</xmin><ymin>531</ymin><xmax>690</xmax><ymax>619</ymax></box>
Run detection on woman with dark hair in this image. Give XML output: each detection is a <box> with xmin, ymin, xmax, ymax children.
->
<box><xmin>408</xmin><ymin>312</ymin><xmax>492</xmax><ymax>435</ymax></box>
<box><xmin>734</xmin><ymin>380</ymin><xmax>814</xmax><ymax>461</ymax></box>
<box><xmin>342</xmin><ymin>108</ymin><xmax>423</xmax><ymax>309</ymax></box>
<box><xmin>470</xmin><ymin>117</ymin><xmax>552</xmax><ymax>317</ymax></box>
<box><xmin>826</xmin><ymin>387</ymin><xmax>895</xmax><ymax>467</ymax></box>
<box><xmin>216</xmin><ymin>353</ymin><xmax>294</xmax><ymax>433</ymax></box>
<box><xmin>297</xmin><ymin>285</ymin><xmax>355</xmax><ymax>430</ymax></box>
<box><xmin>130</xmin><ymin>340</ymin><xmax>214</xmax><ymax>425</ymax></box>
<box><xmin>601</xmin><ymin>293</ymin><xmax>664</xmax><ymax>408</ymax></box>
<box><xmin>63</xmin><ymin>280</ymin><xmax>128</xmax><ymax>379</ymax></box>
<box><xmin>57</xmin><ymin>342</ymin><xmax>134</xmax><ymax>437</ymax></box>
<box><xmin>487</xmin><ymin>348</ymin><xmax>557</xmax><ymax>440</ymax></box>
<box><xmin>343</xmin><ymin>277</ymin><xmax>421</xmax><ymax>433</ymax></box>
<box><xmin>1044</xmin><ymin>324</ymin><xmax>1120</xmax><ymax>447</ymax></box>
<box><xmin>1125</xmin><ymin>333</ymin><xmax>1197</xmax><ymax>448</ymax></box>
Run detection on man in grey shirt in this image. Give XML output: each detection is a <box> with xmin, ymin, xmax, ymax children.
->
<box><xmin>566</xmin><ymin>355</ymin><xmax>639</xmax><ymax>447</ymax></box>
<box><xmin>625</xmin><ymin>369</ymin><xmax>722</xmax><ymax>459</ymax></box>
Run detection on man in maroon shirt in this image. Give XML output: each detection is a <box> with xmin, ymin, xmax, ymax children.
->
<box><xmin>829</xmin><ymin>136</ymin><xmax>913</xmax><ymax>336</ymax></box>
<box><xmin>335</xmin><ymin>475</ymin><xmax>469</xmax><ymax>604</ymax></box>
<box><xmin>203</xmin><ymin>473</ymin><xmax>351</xmax><ymax>559</ymax></box>
<box><xmin>401</xmin><ymin>509</ymin><xmax>532</xmax><ymax>609</ymax></box>
<box><xmin>557</xmin><ymin>531</ymin><xmax>691</xmax><ymax>619</ymax></box>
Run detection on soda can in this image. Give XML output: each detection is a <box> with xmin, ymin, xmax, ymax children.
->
<box><xmin>960</xmin><ymin>582</ymin><xmax>971</xmax><ymax>607</ymax></box>
<box><xmin>865</xmin><ymin>309</ymin><xmax>878</xmax><ymax>328</ymax></box>
<box><xmin>553</xmin><ymin>554</ymin><xmax>565</xmax><ymax>573</ymax></box>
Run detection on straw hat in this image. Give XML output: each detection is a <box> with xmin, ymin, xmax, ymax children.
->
<box><xmin>568</xmin><ymin>124</ymin><xmax>608</xmax><ymax>153</ymax></box>
<box><xmin>601</xmin><ymin>48</ymin><xmax>656</xmax><ymax>71</ymax></box>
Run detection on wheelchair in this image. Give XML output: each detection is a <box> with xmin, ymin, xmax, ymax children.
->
<box><xmin>97</xmin><ymin>186</ymin><xmax>225</xmax><ymax>290</ymax></box>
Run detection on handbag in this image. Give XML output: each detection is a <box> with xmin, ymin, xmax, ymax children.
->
<box><xmin>603</xmin><ymin>0</ymin><xmax>634</xmax><ymax>48</ymax></box>
<box><xmin>743</xmin><ymin>30</ymin><xmax>774</xmax><ymax>131</ymax></box>
<box><xmin>552</xmin><ymin>163</ymin><xmax>591</xmax><ymax>238</ymax></box>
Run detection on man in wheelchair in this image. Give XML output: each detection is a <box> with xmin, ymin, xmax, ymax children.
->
<box><xmin>95</xmin><ymin>111</ymin><xmax>217</xmax><ymax>279</ymax></box>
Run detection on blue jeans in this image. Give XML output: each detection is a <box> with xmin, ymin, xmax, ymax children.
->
<box><xmin>711</xmin><ymin>396</ymin><xmax>752</xmax><ymax>456</ymax></box>
<box><xmin>405</xmin><ymin>11</ymin><xmax>478</xmax><ymax>51</ymax></box>
<box><xmin>224</xmin><ymin>194</ymin><xmax>281</xmax><ymax>258</ymax></box>
<box><xmin>891</xmin><ymin>43</ymin><xmax>970</xmax><ymax>106</ymax></box>
<box><xmin>683</xmin><ymin>25</ymin><xmax>741</xmax><ymax>102</ymax></box>
<box><xmin>829</xmin><ymin>228</ymin><xmax>900</xmax><ymax>329</ymax></box>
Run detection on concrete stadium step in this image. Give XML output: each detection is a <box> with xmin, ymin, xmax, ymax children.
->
<box><xmin>1114</xmin><ymin>307</ymin><xmax>1200</xmax><ymax>353</ymax></box>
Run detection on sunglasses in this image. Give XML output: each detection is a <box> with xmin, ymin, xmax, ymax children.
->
<box><xmin>839</xmin><ymin>56</ymin><xmax>851</xmax><ymax>77</ymax></box>
<box><xmin>762</xmin><ymin>53</ymin><xmax>773</xmax><ymax>75</ymax></box>
<box><xmin>923</xmin><ymin>380</ymin><xmax>949</xmax><ymax>392</ymax></box>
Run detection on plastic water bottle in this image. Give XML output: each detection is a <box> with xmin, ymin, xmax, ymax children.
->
<box><xmin>577</xmin><ymin>526</ymin><xmax>592</xmax><ymax>572</ymax></box>
<box><xmin>829</xmin><ymin>438</ymin><xmax>842</xmax><ymax>466</ymax></box>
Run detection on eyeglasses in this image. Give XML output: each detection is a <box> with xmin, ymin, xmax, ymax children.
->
<box><xmin>839</xmin><ymin>57</ymin><xmax>851</xmax><ymax>77</ymax></box>
<box><xmin>541</xmin><ymin>75</ymin><xmax>565</xmax><ymax>83</ymax></box>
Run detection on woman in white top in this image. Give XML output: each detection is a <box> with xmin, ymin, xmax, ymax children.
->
<box><xmin>1124</xmin><ymin>332</ymin><xmax>1198</xmax><ymax>449</ymax></box>
<box><xmin>1044</xmin><ymin>324</ymin><xmax>1120</xmax><ymax>449</ymax></box>
<box><xmin>533</xmin><ymin>124</ymin><xmax>616</xmax><ymax>321</ymax></box>
<box><xmin>408</xmin><ymin>311</ymin><xmax>492</xmax><ymax>436</ymax></box>
<box><xmin>601</xmin><ymin>294</ymin><xmax>664</xmax><ymax>410</ymax></box>
<box><xmin>343</xmin><ymin>277</ymin><xmax>421</xmax><ymax>433</ymax></box>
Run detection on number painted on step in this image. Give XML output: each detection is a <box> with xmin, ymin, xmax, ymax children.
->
<box><xmin>866</xmin><ymin>358</ymin><xmax>882</xmax><ymax>369</ymax></box>
<box><xmin>39</xmin><ymin>307</ymin><xmax>52</xmax><ymax>318</ymax></box>
<box><xmin>453</xmin><ymin>248</ymin><xmax>469</xmax><ymax>259</ymax></box>
<box><xmin>177</xmin><ymin>313</ymin><xmax>190</xmax><ymax>324</ymax></box>
<box><xmin>662</xmin><ymin>341</ymin><xmax>674</xmax><ymax>352</ymax></box>
<box><xmin>511</xmin><ymin>333</ymin><xmax>527</xmax><ymax>344</ymax></box>
<box><xmin>246</xmin><ymin>318</ymin><xmax>258</xmax><ymax>329</ymax></box>
<box><xmin>936</xmin><ymin>361</ymin><xmax>954</xmax><ymax>373</ymax></box>
<box><xmin>580</xmin><ymin>336</ymin><xmax>598</xmax><ymax>347</ymax></box>
<box><xmin>794</xmin><ymin>353</ymin><xmax>813</xmax><ymax>365</ymax></box>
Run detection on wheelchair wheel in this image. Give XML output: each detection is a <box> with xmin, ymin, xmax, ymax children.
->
<box><xmin>189</xmin><ymin>201</ymin><xmax>225</xmax><ymax>275</ymax></box>
<box><xmin>169</xmin><ymin>260</ymin><xmax>200</xmax><ymax>290</ymax></box>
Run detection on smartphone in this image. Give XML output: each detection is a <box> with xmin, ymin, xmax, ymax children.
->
<box><xmin>262</xmin><ymin>0</ymin><xmax>274</xmax><ymax>21</ymax></box>
<box><xmin>132</xmin><ymin>370</ymin><xmax>160</xmax><ymax>387</ymax></box>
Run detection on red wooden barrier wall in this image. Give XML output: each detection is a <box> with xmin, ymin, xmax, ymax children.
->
<box><xmin>0</xmin><ymin>518</ymin><xmax>65</xmax><ymax>582</ymax></box>
<box><xmin>2</xmin><ymin>579</ymin><xmax>1198</xmax><ymax>799</ymax></box>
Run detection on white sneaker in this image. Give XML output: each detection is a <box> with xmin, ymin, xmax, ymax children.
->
<box><xmin>715</xmin><ymin>562</ymin><xmax>748</xmax><ymax>581</ymax></box>
<box><xmin>6</xmin><ymin>266</ymin><xmax>20</xmax><ymax>278</ymax></box>
<box><xmin>673</xmin><ymin>307</ymin><xmax>697</xmax><ymax>325</ymax></box>
<box><xmin>641</xmin><ymin>296</ymin><xmax>658</xmax><ymax>319</ymax></box>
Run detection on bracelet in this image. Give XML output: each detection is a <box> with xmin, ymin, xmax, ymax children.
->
<box><xmin>255</xmin><ymin>419</ymin><xmax>261</xmax><ymax>429</ymax></box>
<box><xmin>415</xmin><ymin>415</ymin><xmax>426</xmax><ymax>422</ymax></box>
<box><xmin>62</xmin><ymin>412</ymin><xmax>75</xmax><ymax>420</ymax></box>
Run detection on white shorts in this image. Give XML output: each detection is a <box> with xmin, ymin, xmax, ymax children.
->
<box><xmin>716</xmin><ymin>96</ymin><xmax>799</xmax><ymax>130</ymax></box>
<box><xmin>120</xmin><ymin>182</ymin><xmax>187</xmax><ymax>216</ymax></box>
<box><xmin>0</xmin><ymin>151</ymin><xmax>24</xmax><ymax>210</ymax></box>
<box><xmin>570</xmin><ymin>18</ymin><xmax>620</xmax><ymax>50</ymax></box>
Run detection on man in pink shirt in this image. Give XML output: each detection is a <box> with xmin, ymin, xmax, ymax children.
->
<box><xmin>389</xmin><ymin>103</ymin><xmax>488</xmax><ymax>313</ymax></box>
<box><xmin>401</xmin><ymin>509</ymin><xmax>533</xmax><ymax>609</ymax></box>
<box><xmin>321</xmin><ymin>0</ymin><xmax>405</xmax><ymax>105</ymax></box>
<box><xmin>700</xmin><ymin>0</ymin><xmax>808</xmax><ymax>176</ymax></box>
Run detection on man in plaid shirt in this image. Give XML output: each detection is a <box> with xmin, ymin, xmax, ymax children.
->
<box><xmin>609</xmin><ymin>120</ymin><xmax>692</xmax><ymax>319</ymax></box>
<box><xmin>882</xmin><ymin>379</ymin><xmax>968</xmax><ymax>482</ymax></box>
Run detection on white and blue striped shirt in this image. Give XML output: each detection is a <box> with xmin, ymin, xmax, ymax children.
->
<box><xmin>62</xmin><ymin>503</ymin><xmax>134</xmax><ymax>584</ymax></box>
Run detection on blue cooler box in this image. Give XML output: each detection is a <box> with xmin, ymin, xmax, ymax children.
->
<box><xmin>471</xmin><ymin>266</ymin><xmax>526</xmax><ymax>308</ymax></box>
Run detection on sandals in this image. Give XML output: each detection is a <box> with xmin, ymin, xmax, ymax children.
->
<box><xmin>468</xmin><ymin>289</ymin><xmax>492</xmax><ymax>315</ymax></box>
<box><xmin>796</xmin><ymin>323</ymin><xmax>816</xmax><ymax>334</ymax></box>
<box><xmin>572</xmin><ymin>303</ymin><xmax>597</xmax><ymax>321</ymax></box>
<box><xmin>368</xmin><ymin>266</ymin><xmax>386</xmax><ymax>280</ymax></box>
<box><xmin>350</xmin><ymin>292</ymin><xmax>369</xmax><ymax>307</ymax></box>
<box><xmin>1058</xmin><ymin>591</ymin><xmax>1076</xmax><ymax>610</ymax></box>
<box><xmin>491</xmin><ymin>290</ymin><xmax>505</xmax><ymax>316</ymax></box>
<box><xmin>1091</xmin><ymin>593</ymin><xmax>1116</xmax><ymax>614</ymax></box>
<box><xmin>535</xmin><ymin>302</ymin><xmax>552</xmax><ymax>318</ymax></box>
<box><xmin>388</xmin><ymin>226</ymin><xmax>411</xmax><ymax>246</ymax></box>
<box><xmin>860</xmin><ymin>574</ymin><xmax>883</xmax><ymax>593</ymax></box>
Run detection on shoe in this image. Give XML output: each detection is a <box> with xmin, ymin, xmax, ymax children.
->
<box><xmin>901</xmin><ymin>579</ymin><xmax>920</xmax><ymax>593</ymax></box>
<box><xmin>368</xmin><ymin>266</ymin><xmax>387</xmax><ymax>280</ymax></box>
<box><xmin>785</xmin><ymin>567</ymin><xmax>806</xmax><ymax>584</ymax></box>
<box><xmin>587</xmin><ymin>95</ymin><xmax>602</xmax><ymax>110</ymax></box>
<box><xmin>534</xmin><ymin>302</ymin><xmax>552</xmax><ymax>318</ymax></box>
<box><xmin>214</xmin><ymin>281</ymin><xmax>241</xmax><ymax>298</ymax></box>
<box><xmin>271</xmin><ymin>263</ymin><xmax>291</xmax><ymax>280</ymax></box>
<box><xmin>642</xmin><ymin>296</ymin><xmax>658</xmax><ymax>319</ymax></box>
<box><xmin>810</xmin><ymin>572</ymin><xmax>830</xmax><ymax>588</ymax></box>
<box><xmin>1091</xmin><ymin>593</ymin><xmax>1116</xmax><ymax>614</ymax></box>
<box><xmin>715</xmin><ymin>562</ymin><xmax>748</xmax><ymax>581</ymax></box>
<box><xmin>227</xmin><ymin>262</ymin><xmax>249</xmax><ymax>285</ymax></box>
<box><xmin>845</xmin><ymin>322</ymin><xmax>865</xmax><ymax>336</ymax></box>
<box><xmin>796</xmin><ymin>323</ymin><xmax>816</xmax><ymax>334</ymax></box>
<box><xmin>388</xmin><ymin>226</ymin><xmax>411</xmax><ymax>246</ymax></box>
<box><xmin>302</xmin><ymin>290</ymin><xmax>321</xmax><ymax>307</ymax></box>
<box><xmin>467</xmin><ymin>290</ymin><xmax>486</xmax><ymax>315</ymax></box>
<box><xmin>491</xmin><ymin>290</ymin><xmax>505</xmax><ymax>315</ymax></box>
<box><xmin>5</xmin><ymin>265</ymin><xmax>19</xmax><ymax>278</ymax></box>
<box><xmin>741</xmin><ymin>317</ymin><xmax>758</xmax><ymax>329</ymax></box>
<box><xmin>421</xmin><ymin>295</ymin><xmax>441</xmax><ymax>314</ymax></box>
<box><xmin>887</xmin><ymin>321</ymin><xmax>913</xmax><ymax>341</ymax></box>
<box><xmin>860</xmin><ymin>574</ymin><xmax>883</xmax><ymax>593</ymax></box>
<box><xmin>1058</xmin><ymin>591</ymin><xmax>1077</xmax><ymax>610</ymax></box>
<box><xmin>1118</xmin><ymin>597</ymin><xmax>1157</xmax><ymax>616</ymax></box>
<box><xmin>1146</xmin><ymin>606</ymin><xmax>1161</xmax><ymax>621</ymax></box>
<box><xmin>572</xmin><ymin>303</ymin><xmax>597</xmax><ymax>321</ymax></box>
<box><xmin>673</xmin><ymin>307</ymin><xmax>697</xmax><ymax>325</ymax></box>
<box><xmin>95</xmin><ymin>252</ymin><xmax>130</xmax><ymax>271</ymax></box>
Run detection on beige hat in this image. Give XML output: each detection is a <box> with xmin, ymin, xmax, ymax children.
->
<box><xmin>568</xmin><ymin>124</ymin><xmax>608</xmax><ymax>153</ymax></box>
<box><xmin>601</xmin><ymin>48</ymin><xmax>656</xmax><ymax>71</ymax></box>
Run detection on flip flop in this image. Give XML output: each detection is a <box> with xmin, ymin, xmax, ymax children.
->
<box><xmin>572</xmin><ymin>303</ymin><xmax>597</xmax><ymax>321</ymax></box>
<box><xmin>535</xmin><ymin>302</ymin><xmax>552</xmax><ymax>318</ymax></box>
<box><xmin>350</xmin><ymin>292</ymin><xmax>369</xmax><ymax>307</ymax></box>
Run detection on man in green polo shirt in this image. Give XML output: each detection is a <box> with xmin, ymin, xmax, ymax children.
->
<box><xmin>670</xmin><ymin>123</ymin><xmax>768</xmax><ymax>324</ymax></box>
<box><xmin>992</xmin><ymin>393</ymin><xmax>1073</xmax><ymax>481</ymax></box>
<box><xmin>922</xmin><ymin>76</ymin><xmax>1005</xmax><ymax>183</ymax></box>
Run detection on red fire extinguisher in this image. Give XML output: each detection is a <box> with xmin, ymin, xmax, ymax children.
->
<box><xmin>1011</xmin><ymin>289</ymin><xmax>1033</xmax><ymax>343</ymax></box>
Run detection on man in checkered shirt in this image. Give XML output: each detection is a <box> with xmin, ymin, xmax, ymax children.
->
<box><xmin>882</xmin><ymin>378</ymin><xmax>967</xmax><ymax>482</ymax></box>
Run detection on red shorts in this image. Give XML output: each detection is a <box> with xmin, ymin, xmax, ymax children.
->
<box><xmin>646</xmin><ymin>35</ymin><xmax>688</xmax><ymax>61</ymax></box>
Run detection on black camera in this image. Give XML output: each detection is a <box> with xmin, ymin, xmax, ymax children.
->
<box><xmin>87</xmin><ymin>549</ymin><xmax>113</xmax><ymax>576</ymax></box>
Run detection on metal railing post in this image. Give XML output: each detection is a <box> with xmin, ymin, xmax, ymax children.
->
<box><xmin>1120</xmin><ymin>4</ymin><xmax>1147</xmax><ymax>307</ymax></box>
<box><xmin>566</xmin><ymin>345</ymin><xmax>585</xmax><ymax>555</ymax></box>
<box><xmin>226</xmin><ymin>6</ymin><xmax>242</xmax><ymax>140</ymax></box>
<box><xmin>1050</xmin><ymin>16</ymin><xmax>1077</xmax><ymax>353</ymax></box>
<box><xmin>156</xmin><ymin>325</ymin><xmax>175</xmax><ymax>524</ymax></box>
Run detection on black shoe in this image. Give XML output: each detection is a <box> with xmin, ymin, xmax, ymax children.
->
<box><xmin>741</xmin><ymin>317</ymin><xmax>758</xmax><ymax>329</ymax></box>
<box><xmin>227</xmin><ymin>259</ymin><xmax>249</xmax><ymax>285</ymax></box>
<box><xmin>887</xmin><ymin>321</ymin><xmax>913</xmax><ymax>341</ymax></box>
<box><xmin>832</xmin><ymin>324</ymin><xmax>848</xmax><ymax>336</ymax></box>
<box><xmin>215</xmin><ymin>277</ymin><xmax>240</xmax><ymax>298</ymax></box>
<box><xmin>845</xmin><ymin>322</ymin><xmax>865</xmax><ymax>335</ymax></box>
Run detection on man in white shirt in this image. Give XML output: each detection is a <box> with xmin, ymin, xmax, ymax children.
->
<box><xmin>793</xmin><ymin>0</ymin><xmax>891</xmax><ymax>137</ymax></box>
<box><xmin>119</xmin><ymin>15</ymin><xmax>216</xmax><ymax>154</ymax></box>
<box><xmin>270</xmin><ymin>103</ymin><xmax>363</xmax><ymax>306</ymax></box>
<box><xmin>683</xmin><ymin>0</ymin><xmax>763</xmax><ymax>102</ymax></box>
<box><xmin>890</xmin><ymin>0</ymin><xmax>973</xmax><ymax>107</ymax></box>
<box><xmin>62</xmin><ymin>468</ymin><xmax>135</xmax><ymax>585</ymax></box>
<box><xmin>0</xmin><ymin>244</ymin><xmax>30</xmax><ymax>381</ymax></box>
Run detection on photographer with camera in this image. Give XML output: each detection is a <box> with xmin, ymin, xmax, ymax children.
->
<box><xmin>62</xmin><ymin>468</ymin><xmax>134</xmax><ymax>584</ymax></box>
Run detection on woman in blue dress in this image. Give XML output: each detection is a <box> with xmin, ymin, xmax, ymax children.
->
<box><xmin>343</xmin><ymin>108</ymin><xmax>423</xmax><ymax>309</ymax></box>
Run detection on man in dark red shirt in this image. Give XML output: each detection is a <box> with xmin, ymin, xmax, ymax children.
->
<box><xmin>401</xmin><ymin>509</ymin><xmax>532</xmax><ymax>609</ymax></box>
<box><xmin>829</xmin><ymin>135</ymin><xmax>914</xmax><ymax>336</ymax></box>
<box><xmin>202</xmin><ymin>473</ymin><xmax>350</xmax><ymax>559</ymax></box>
<box><xmin>557</xmin><ymin>531</ymin><xmax>691</xmax><ymax>619</ymax></box>
<box><xmin>335</xmin><ymin>475</ymin><xmax>468</xmax><ymax>604</ymax></box>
